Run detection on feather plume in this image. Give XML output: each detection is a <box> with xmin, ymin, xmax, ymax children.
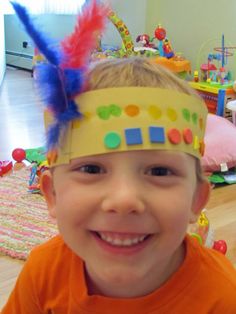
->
<box><xmin>61</xmin><ymin>0</ymin><xmax>109</xmax><ymax>68</ymax></box>
<box><xmin>46</xmin><ymin>123</ymin><xmax>61</xmax><ymax>151</ymax></box>
<box><xmin>35</xmin><ymin>64</ymin><xmax>68</xmax><ymax>114</ymax></box>
<box><xmin>64</xmin><ymin>69</ymin><xmax>84</xmax><ymax>97</ymax></box>
<box><xmin>46</xmin><ymin>100</ymin><xmax>82</xmax><ymax>150</ymax></box>
<box><xmin>11</xmin><ymin>1</ymin><xmax>61</xmax><ymax>65</ymax></box>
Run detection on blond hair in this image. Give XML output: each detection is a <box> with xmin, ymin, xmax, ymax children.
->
<box><xmin>85</xmin><ymin>57</ymin><xmax>205</xmax><ymax>182</ymax></box>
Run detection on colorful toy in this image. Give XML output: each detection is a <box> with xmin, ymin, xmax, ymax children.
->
<box><xmin>153</xmin><ymin>25</ymin><xmax>174</xmax><ymax>59</ymax></box>
<box><xmin>196</xmin><ymin>34</ymin><xmax>236</xmax><ymax>86</ymax></box>
<box><xmin>12</xmin><ymin>148</ymin><xmax>26</xmax><ymax>162</ymax></box>
<box><xmin>189</xmin><ymin>210</ymin><xmax>227</xmax><ymax>255</ymax></box>
<box><xmin>28</xmin><ymin>160</ymin><xmax>48</xmax><ymax>193</ymax></box>
<box><xmin>0</xmin><ymin>160</ymin><xmax>13</xmax><ymax>176</ymax></box>
<box><xmin>190</xmin><ymin>35</ymin><xmax>236</xmax><ymax>118</ymax></box>
<box><xmin>136</xmin><ymin>34</ymin><xmax>156</xmax><ymax>49</ymax></box>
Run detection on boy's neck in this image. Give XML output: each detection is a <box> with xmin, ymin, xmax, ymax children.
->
<box><xmin>84</xmin><ymin>242</ymin><xmax>186</xmax><ymax>298</ymax></box>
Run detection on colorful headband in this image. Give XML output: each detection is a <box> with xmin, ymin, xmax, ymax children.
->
<box><xmin>45</xmin><ymin>87</ymin><xmax>207</xmax><ymax>166</ymax></box>
<box><xmin>12</xmin><ymin>1</ymin><xmax>207</xmax><ymax>166</ymax></box>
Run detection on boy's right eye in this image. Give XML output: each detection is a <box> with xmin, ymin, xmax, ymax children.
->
<box><xmin>77</xmin><ymin>164</ymin><xmax>104</xmax><ymax>174</ymax></box>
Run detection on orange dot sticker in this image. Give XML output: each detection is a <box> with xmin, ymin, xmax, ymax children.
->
<box><xmin>199</xmin><ymin>117</ymin><xmax>204</xmax><ymax>130</ymax></box>
<box><xmin>199</xmin><ymin>140</ymin><xmax>205</xmax><ymax>156</ymax></box>
<box><xmin>167</xmin><ymin>108</ymin><xmax>177</xmax><ymax>121</ymax></box>
<box><xmin>183</xmin><ymin>128</ymin><xmax>193</xmax><ymax>144</ymax></box>
<box><xmin>125</xmin><ymin>104</ymin><xmax>140</xmax><ymax>117</ymax></box>
<box><xmin>148</xmin><ymin>105</ymin><xmax>162</xmax><ymax>119</ymax></box>
<box><xmin>168</xmin><ymin>128</ymin><xmax>181</xmax><ymax>144</ymax></box>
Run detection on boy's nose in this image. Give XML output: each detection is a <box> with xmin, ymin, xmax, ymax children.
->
<box><xmin>101</xmin><ymin>180</ymin><xmax>146</xmax><ymax>215</ymax></box>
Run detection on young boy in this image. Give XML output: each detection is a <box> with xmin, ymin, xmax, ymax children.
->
<box><xmin>2</xmin><ymin>2</ymin><xmax>236</xmax><ymax>313</ymax></box>
<box><xmin>2</xmin><ymin>57</ymin><xmax>236</xmax><ymax>313</ymax></box>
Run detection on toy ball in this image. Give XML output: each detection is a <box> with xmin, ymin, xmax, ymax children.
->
<box><xmin>154</xmin><ymin>26</ymin><xmax>166</xmax><ymax>41</ymax></box>
<box><xmin>12</xmin><ymin>148</ymin><xmax>26</xmax><ymax>162</ymax></box>
<box><xmin>213</xmin><ymin>240</ymin><xmax>227</xmax><ymax>255</ymax></box>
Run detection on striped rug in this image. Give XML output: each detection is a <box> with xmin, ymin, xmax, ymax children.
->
<box><xmin>0</xmin><ymin>167</ymin><xmax>58</xmax><ymax>260</ymax></box>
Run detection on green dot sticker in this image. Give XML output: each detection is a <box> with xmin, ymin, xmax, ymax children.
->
<box><xmin>104</xmin><ymin>132</ymin><xmax>121</xmax><ymax>149</ymax></box>
<box><xmin>96</xmin><ymin>106</ymin><xmax>110</xmax><ymax>120</ymax></box>
<box><xmin>109</xmin><ymin>104</ymin><xmax>122</xmax><ymax>117</ymax></box>
<box><xmin>182</xmin><ymin>108</ymin><xmax>191</xmax><ymax>121</ymax></box>
<box><xmin>192</xmin><ymin>113</ymin><xmax>198</xmax><ymax>125</ymax></box>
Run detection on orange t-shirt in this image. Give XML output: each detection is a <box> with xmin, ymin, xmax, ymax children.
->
<box><xmin>2</xmin><ymin>235</ymin><xmax>236</xmax><ymax>314</ymax></box>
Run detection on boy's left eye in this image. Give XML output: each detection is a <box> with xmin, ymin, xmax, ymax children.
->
<box><xmin>78</xmin><ymin>164</ymin><xmax>104</xmax><ymax>174</ymax></box>
<box><xmin>147</xmin><ymin>167</ymin><xmax>172</xmax><ymax>176</ymax></box>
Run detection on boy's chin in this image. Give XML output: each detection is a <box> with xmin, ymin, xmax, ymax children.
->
<box><xmin>87</xmin><ymin>264</ymin><xmax>147</xmax><ymax>297</ymax></box>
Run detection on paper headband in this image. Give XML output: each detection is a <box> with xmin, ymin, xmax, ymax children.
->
<box><xmin>11</xmin><ymin>1</ymin><xmax>207</xmax><ymax>166</ymax></box>
<box><xmin>45</xmin><ymin>87</ymin><xmax>208</xmax><ymax>166</ymax></box>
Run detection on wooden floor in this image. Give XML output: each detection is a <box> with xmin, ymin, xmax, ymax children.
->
<box><xmin>0</xmin><ymin>67</ymin><xmax>236</xmax><ymax>309</ymax></box>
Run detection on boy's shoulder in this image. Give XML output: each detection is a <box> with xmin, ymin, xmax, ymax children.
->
<box><xmin>186</xmin><ymin>235</ymin><xmax>236</xmax><ymax>296</ymax></box>
<box><xmin>27</xmin><ymin>235</ymin><xmax>81</xmax><ymax>270</ymax></box>
<box><xmin>24</xmin><ymin>235</ymin><xmax>84</xmax><ymax>297</ymax></box>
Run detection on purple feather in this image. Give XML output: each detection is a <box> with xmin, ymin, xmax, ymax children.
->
<box><xmin>11</xmin><ymin>1</ymin><xmax>61</xmax><ymax>65</ymax></box>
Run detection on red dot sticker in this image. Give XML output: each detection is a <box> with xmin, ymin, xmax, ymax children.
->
<box><xmin>183</xmin><ymin>128</ymin><xmax>193</xmax><ymax>144</ymax></box>
<box><xmin>168</xmin><ymin>128</ymin><xmax>181</xmax><ymax>144</ymax></box>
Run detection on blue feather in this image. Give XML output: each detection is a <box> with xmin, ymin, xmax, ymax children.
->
<box><xmin>11</xmin><ymin>1</ymin><xmax>61</xmax><ymax>65</ymax></box>
<box><xmin>46</xmin><ymin>101</ymin><xmax>82</xmax><ymax>149</ymax></box>
<box><xmin>35</xmin><ymin>63</ymin><xmax>68</xmax><ymax>114</ymax></box>
<box><xmin>57</xmin><ymin>100</ymin><xmax>82</xmax><ymax>123</ymax></box>
<box><xmin>46</xmin><ymin>123</ymin><xmax>61</xmax><ymax>150</ymax></box>
<box><xmin>64</xmin><ymin>69</ymin><xmax>84</xmax><ymax>97</ymax></box>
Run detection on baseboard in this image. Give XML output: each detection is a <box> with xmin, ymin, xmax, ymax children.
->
<box><xmin>6</xmin><ymin>50</ymin><xmax>33</xmax><ymax>70</ymax></box>
<box><xmin>6</xmin><ymin>63</ymin><xmax>33</xmax><ymax>74</ymax></box>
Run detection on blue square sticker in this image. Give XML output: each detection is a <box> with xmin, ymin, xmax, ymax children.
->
<box><xmin>125</xmin><ymin>128</ymin><xmax>143</xmax><ymax>145</ymax></box>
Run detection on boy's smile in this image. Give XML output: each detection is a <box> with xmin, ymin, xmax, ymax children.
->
<box><xmin>41</xmin><ymin>150</ymin><xmax>209</xmax><ymax>298</ymax></box>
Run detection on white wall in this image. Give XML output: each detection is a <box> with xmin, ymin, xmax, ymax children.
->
<box><xmin>4</xmin><ymin>0</ymin><xmax>147</xmax><ymax>69</ymax></box>
<box><xmin>0</xmin><ymin>12</ymin><xmax>6</xmax><ymax>86</ymax></box>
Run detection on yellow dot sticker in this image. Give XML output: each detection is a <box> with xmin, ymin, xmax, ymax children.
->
<box><xmin>125</xmin><ymin>104</ymin><xmax>140</xmax><ymax>117</ymax></box>
<box><xmin>148</xmin><ymin>105</ymin><xmax>162</xmax><ymax>119</ymax></box>
<box><xmin>194</xmin><ymin>136</ymin><xmax>200</xmax><ymax>150</ymax></box>
<box><xmin>167</xmin><ymin>108</ymin><xmax>177</xmax><ymax>121</ymax></box>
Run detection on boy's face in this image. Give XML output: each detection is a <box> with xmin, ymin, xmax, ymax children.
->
<box><xmin>42</xmin><ymin>150</ymin><xmax>209</xmax><ymax>297</ymax></box>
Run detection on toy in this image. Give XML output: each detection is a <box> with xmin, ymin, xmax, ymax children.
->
<box><xmin>136</xmin><ymin>34</ymin><xmax>155</xmax><ymax>48</ymax></box>
<box><xmin>191</xmin><ymin>35</ymin><xmax>236</xmax><ymax>118</ymax></box>
<box><xmin>189</xmin><ymin>209</ymin><xmax>228</xmax><ymax>255</ymax></box>
<box><xmin>196</xmin><ymin>34</ymin><xmax>236</xmax><ymax>86</ymax></box>
<box><xmin>12</xmin><ymin>148</ymin><xmax>26</xmax><ymax>162</ymax></box>
<box><xmin>28</xmin><ymin>160</ymin><xmax>48</xmax><ymax>193</ymax></box>
<box><xmin>153</xmin><ymin>25</ymin><xmax>174</xmax><ymax>59</ymax></box>
<box><xmin>0</xmin><ymin>160</ymin><xmax>13</xmax><ymax>176</ymax></box>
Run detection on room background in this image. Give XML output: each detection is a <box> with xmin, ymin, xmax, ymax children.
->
<box><xmin>2</xmin><ymin>0</ymin><xmax>236</xmax><ymax>81</ymax></box>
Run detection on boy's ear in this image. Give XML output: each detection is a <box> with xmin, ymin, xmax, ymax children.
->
<box><xmin>189</xmin><ymin>180</ymin><xmax>211</xmax><ymax>224</ymax></box>
<box><xmin>40</xmin><ymin>170</ymin><xmax>57</xmax><ymax>218</ymax></box>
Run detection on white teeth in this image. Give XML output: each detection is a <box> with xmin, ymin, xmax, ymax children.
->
<box><xmin>99</xmin><ymin>233</ymin><xmax>147</xmax><ymax>247</ymax></box>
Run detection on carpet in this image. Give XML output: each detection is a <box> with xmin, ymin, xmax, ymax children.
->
<box><xmin>0</xmin><ymin>167</ymin><xmax>58</xmax><ymax>260</ymax></box>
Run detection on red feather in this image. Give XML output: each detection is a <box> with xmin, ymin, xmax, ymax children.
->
<box><xmin>61</xmin><ymin>0</ymin><xmax>109</xmax><ymax>69</ymax></box>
